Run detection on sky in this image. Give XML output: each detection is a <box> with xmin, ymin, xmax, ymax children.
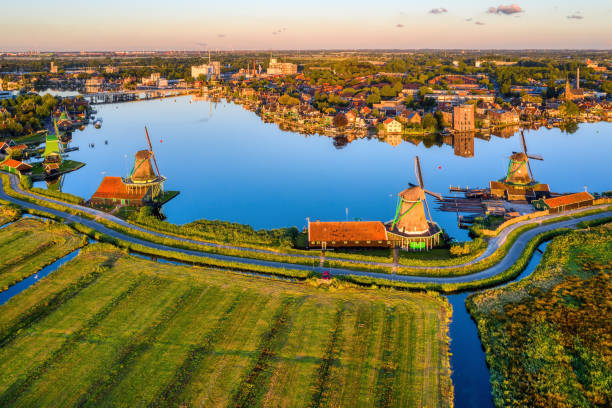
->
<box><xmin>2</xmin><ymin>0</ymin><xmax>611</xmax><ymax>50</ymax></box>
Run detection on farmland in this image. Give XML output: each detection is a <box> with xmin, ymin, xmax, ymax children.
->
<box><xmin>467</xmin><ymin>222</ymin><xmax>612</xmax><ymax>407</ymax></box>
<box><xmin>0</xmin><ymin>205</ymin><xmax>21</xmax><ymax>226</ymax></box>
<box><xmin>0</xmin><ymin>218</ymin><xmax>86</xmax><ymax>290</ymax></box>
<box><xmin>0</xmin><ymin>243</ymin><xmax>453</xmax><ymax>408</ymax></box>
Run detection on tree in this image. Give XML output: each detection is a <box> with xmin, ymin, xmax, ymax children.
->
<box><xmin>560</xmin><ymin>101</ymin><xmax>579</xmax><ymax>117</ymax></box>
<box><xmin>366</xmin><ymin>93</ymin><xmax>380</xmax><ymax>106</ymax></box>
<box><xmin>418</xmin><ymin>86</ymin><xmax>432</xmax><ymax>99</ymax></box>
<box><xmin>333</xmin><ymin>113</ymin><xmax>348</xmax><ymax>128</ymax></box>
<box><xmin>278</xmin><ymin>94</ymin><xmax>300</xmax><ymax>106</ymax></box>
<box><xmin>380</xmin><ymin>84</ymin><xmax>396</xmax><ymax>99</ymax></box>
<box><xmin>422</xmin><ymin>113</ymin><xmax>437</xmax><ymax>130</ymax></box>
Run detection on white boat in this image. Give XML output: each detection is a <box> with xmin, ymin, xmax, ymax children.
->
<box><xmin>93</xmin><ymin>118</ymin><xmax>103</xmax><ymax>129</ymax></box>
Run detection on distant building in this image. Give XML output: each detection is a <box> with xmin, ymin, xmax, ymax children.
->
<box><xmin>382</xmin><ymin>118</ymin><xmax>402</xmax><ymax>133</ymax></box>
<box><xmin>191</xmin><ymin>62</ymin><xmax>221</xmax><ymax>79</ymax></box>
<box><xmin>453</xmin><ymin>104</ymin><xmax>474</xmax><ymax>132</ymax></box>
<box><xmin>266</xmin><ymin>58</ymin><xmax>297</xmax><ymax>76</ymax></box>
<box><xmin>50</xmin><ymin>61</ymin><xmax>58</xmax><ymax>73</ymax></box>
<box><xmin>85</xmin><ymin>77</ymin><xmax>104</xmax><ymax>93</ymax></box>
<box><xmin>488</xmin><ymin>110</ymin><xmax>519</xmax><ymax>126</ymax></box>
<box><xmin>562</xmin><ymin>68</ymin><xmax>585</xmax><ymax>101</ymax></box>
<box><xmin>104</xmin><ymin>66</ymin><xmax>119</xmax><ymax>74</ymax></box>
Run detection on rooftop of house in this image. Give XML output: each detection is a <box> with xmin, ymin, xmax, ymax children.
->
<box><xmin>544</xmin><ymin>192</ymin><xmax>594</xmax><ymax>208</ymax></box>
<box><xmin>1</xmin><ymin>158</ymin><xmax>32</xmax><ymax>171</ymax></box>
<box><xmin>308</xmin><ymin>220</ymin><xmax>388</xmax><ymax>243</ymax></box>
<box><xmin>91</xmin><ymin>176</ymin><xmax>148</xmax><ymax>201</ymax></box>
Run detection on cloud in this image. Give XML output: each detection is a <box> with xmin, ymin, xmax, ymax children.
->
<box><xmin>475</xmin><ymin>21</ymin><xmax>486</xmax><ymax>25</ymax></box>
<box><xmin>488</xmin><ymin>4</ymin><xmax>524</xmax><ymax>15</ymax></box>
<box><xmin>195</xmin><ymin>42</ymin><xmax>207</xmax><ymax>48</ymax></box>
<box><xmin>217</xmin><ymin>34</ymin><xmax>225</xmax><ymax>38</ymax></box>
<box><xmin>429</xmin><ymin>8</ymin><xmax>448</xmax><ymax>14</ymax></box>
<box><xmin>567</xmin><ymin>13</ymin><xmax>583</xmax><ymax>19</ymax></box>
<box><xmin>465</xmin><ymin>17</ymin><xmax>473</xmax><ymax>21</ymax></box>
<box><xmin>396</xmin><ymin>23</ymin><xmax>405</xmax><ymax>28</ymax></box>
<box><xmin>272</xmin><ymin>27</ymin><xmax>287</xmax><ymax>35</ymax></box>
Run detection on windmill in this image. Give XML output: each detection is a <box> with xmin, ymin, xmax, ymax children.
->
<box><xmin>123</xmin><ymin>127</ymin><xmax>166</xmax><ymax>199</ymax></box>
<box><xmin>506</xmin><ymin>130</ymin><xmax>543</xmax><ymax>185</ymax></box>
<box><xmin>389</xmin><ymin>156</ymin><xmax>441</xmax><ymax>235</ymax></box>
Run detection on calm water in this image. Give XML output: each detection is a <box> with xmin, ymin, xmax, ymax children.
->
<box><xmin>448</xmin><ymin>241</ymin><xmax>549</xmax><ymax>408</ymax></box>
<box><xmin>35</xmin><ymin>95</ymin><xmax>611</xmax><ymax>240</ymax></box>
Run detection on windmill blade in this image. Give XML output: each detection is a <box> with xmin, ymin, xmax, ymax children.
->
<box><xmin>527</xmin><ymin>154</ymin><xmax>543</xmax><ymax>161</ymax></box>
<box><xmin>527</xmin><ymin>159</ymin><xmax>534</xmax><ymax>182</ymax></box>
<box><xmin>414</xmin><ymin>156</ymin><xmax>425</xmax><ymax>189</ymax></box>
<box><xmin>424</xmin><ymin>189</ymin><xmax>443</xmax><ymax>201</ymax></box>
<box><xmin>520</xmin><ymin>130</ymin><xmax>528</xmax><ymax>154</ymax></box>
<box><xmin>144</xmin><ymin>126</ymin><xmax>161</xmax><ymax>177</ymax></box>
<box><xmin>423</xmin><ymin>196</ymin><xmax>433</xmax><ymax>224</ymax></box>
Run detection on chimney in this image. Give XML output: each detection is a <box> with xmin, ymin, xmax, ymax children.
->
<box><xmin>577</xmin><ymin>67</ymin><xmax>580</xmax><ymax>89</ymax></box>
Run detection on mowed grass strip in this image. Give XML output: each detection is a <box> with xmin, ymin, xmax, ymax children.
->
<box><xmin>229</xmin><ymin>296</ymin><xmax>304</xmax><ymax>408</ymax></box>
<box><xmin>0</xmin><ymin>218</ymin><xmax>86</xmax><ymax>290</ymax></box>
<box><xmin>0</xmin><ymin>244</ymin><xmax>452</xmax><ymax>408</ymax></box>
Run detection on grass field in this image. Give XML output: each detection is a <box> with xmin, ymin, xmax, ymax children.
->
<box><xmin>467</xmin><ymin>222</ymin><xmax>612</xmax><ymax>407</ymax></box>
<box><xmin>0</xmin><ymin>244</ymin><xmax>453</xmax><ymax>408</ymax></box>
<box><xmin>0</xmin><ymin>218</ymin><xmax>86</xmax><ymax>290</ymax></box>
<box><xmin>0</xmin><ymin>205</ymin><xmax>21</xmax><ymax>226</ymax></box>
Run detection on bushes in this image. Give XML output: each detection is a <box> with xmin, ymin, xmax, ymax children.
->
<box><xmin>466</xmin><ymin>224</ymin><xmax>612</xmax><ymax>407</ymax></box>
<box><xmin>450</xmin><ymin>237</ymin><xmax>485</xmax><ymax>257</ymax></box>
<box><xmin>132</xmin><ymin>209</ymin><xmax>300</xmax><ymax>249</ymax></box>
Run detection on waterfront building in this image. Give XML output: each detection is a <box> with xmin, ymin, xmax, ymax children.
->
<box><xmin>453</xmin><ymin>104</ymin><xmax>474</xmax><ymax>132</ymax></box>
<box><xmin>488</xmin><ymin>110</ymin><xmax>520</xmax><ymax>126</ymax></box>
<box><xmin>266</xmin><ymin>58</ymin><xmax>297</xmax><ymax>76</ymax></box>
<box><xmin>0</xmin><ymin>158</ymin><xmax>32</xmax><ymax>175</ymax></box>
<box><xmin>382</xmin><ymin>118</ymin><xmax>402</xmax><ymax>133</ymax></box>
<box><xmin>50</xmin><ymin>61</ymin><xmax>58</xmax><ymax>73</ymax></box>
<box><xmin>91</xmin><ymin>129</ymin><xmax>166</xmax><ymax>208</ymax></box>
<box><xmin>540</xmin><ymin>192</ymin><xmax>594</xmax><ymax>214</ymax></box>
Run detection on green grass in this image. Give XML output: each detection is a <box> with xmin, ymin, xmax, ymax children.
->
<box><xmin>30</xmin><ymin>160</ymin><xmax>85</xmax><ymax>176</ymax></box>
<box><xmin>0</xmin><ymin>218</ymin><xmax>86</xmax><ymax>290</ymax></box>
<box><xmin>4</xmin><ymin>172</ymin><xmax>610</xmax><ymax>279</ymax></box>
<box><xmin>0</xmin><ymin>244</ymin><xmax>453</xmax><ymax>408</ymax></box>
<box><xmin>0</xmin><ymin>205</ymin><xmax>21</xmax><ymax>226</ymax></box>
<box><xmin>467</xmin><ymin>223</ymin><xmax>612</xmax><ymax>408</ymax></box>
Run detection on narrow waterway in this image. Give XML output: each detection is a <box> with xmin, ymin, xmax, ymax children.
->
<box><xmin>448</xmin><ymin>241</ymin><xmax>548</xmax><ymax>408</ymax></box>
<box><xmin>0</xmin><ymin>247</ymin><xmax>83</xmax><ymax>306</ymax></box>
<box><xmin>0</xmin><ymin>232</ymin><xmax>551</xmax><ymax>406</ymax></box>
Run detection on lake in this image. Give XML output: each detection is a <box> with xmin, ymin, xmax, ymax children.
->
<box><xmin>35</xmin><ymin>95</ymin><xmax>611</xmax><ymax>240</ymax></box>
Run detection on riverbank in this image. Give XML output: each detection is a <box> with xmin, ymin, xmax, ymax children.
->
<box><xmin>3</xmin><ymin>171</ymin><xmax>611</xmax><ymax>292</ymax></box>
<box><xmin>466</xmin><ymin>222</ymin><xmax>612</xmax><ymax>407</ymax></box>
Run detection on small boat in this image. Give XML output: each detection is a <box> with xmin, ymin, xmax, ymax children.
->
<box><xmin>93</xmin><ymin>118</ymin><xmax>103</xmax><ymax>129</ymax></box>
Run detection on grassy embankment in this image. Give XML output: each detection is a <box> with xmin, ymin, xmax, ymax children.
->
<box><xmin>3</xmin><ymin>173</ymin><xmax>611</xmax><ymax>279</ymax></box>
<box><xmin>0</xmin><ymin>218</ymin><xmax>86</xmax><ymax>291</ymax></box>
<box><xmin>0</xmin><ymin>205</ymin><xmax>21</xmax><ymax>226</ymax></box>
<box><xmin>467</xmin><ymin>222</ymin><xmax>612</xmax><ymax>408</ymax></box>
<box><xmin>0</xmin><ymin>244</ymin><xmax>453</xmax><ymax>408</ymax></box>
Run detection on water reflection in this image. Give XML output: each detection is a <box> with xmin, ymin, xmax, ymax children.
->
<box><xmin>31</xmin><ymin>96</ymin><xmax>611</xmax><ymax>241</ymax></box>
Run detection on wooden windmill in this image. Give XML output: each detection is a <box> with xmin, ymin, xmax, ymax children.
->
<box><xmin>389</xmin><ymin>156</ymin><xmax>442</xmax><ymax>235</ymax></box>
<box><xmin>124</xmin><ymin>127</ymin><xmax>166</xmax><ymax>198</ymax></box>
<box><xmin>505</xmin><ymin>130</ymin><xmax>543</xmax><ymax>185</ymax></box>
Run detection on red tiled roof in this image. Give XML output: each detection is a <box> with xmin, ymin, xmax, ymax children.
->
<box><xmin>309</xmin><ymin>221</ymin><xmax>388</xmax><ymax>242</ymax></box>
<box><xmin>1</xmin><ymin>159</ymin><xmax>32</xmax><ymax>171</ymax></box>
<box><xmin>91</xmin><ymin>176</ymin><xmax>147</xmax><ymax>200</ymax></box>
<box><xmin>544</xmin><ymin>192</ymin><xmax>594</xmax><ymax>208</ymax></box>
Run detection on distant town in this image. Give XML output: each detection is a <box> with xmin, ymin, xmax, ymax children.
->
<box><xmin>1</xmin><ymin>50</ymin><xmax>611</xmax><ymax>145</ymax></box>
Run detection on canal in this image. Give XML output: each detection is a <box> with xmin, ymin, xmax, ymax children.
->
<box><xmin>34</xmin><ymin>95</ymin><xmax>611</xmax><ymax>241</ymax></box>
